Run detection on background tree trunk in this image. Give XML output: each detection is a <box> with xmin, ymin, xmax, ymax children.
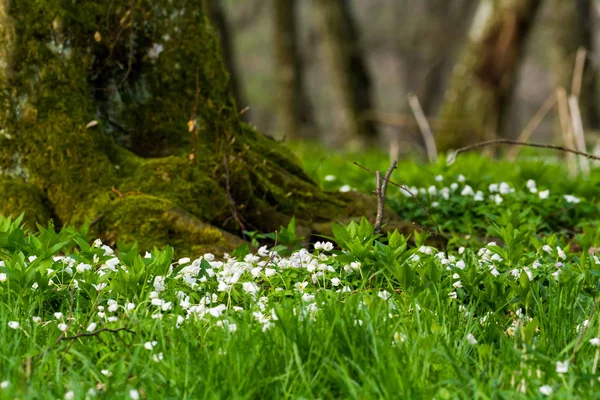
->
<box><xmin>0</xmin><ymin>0</ymin><xmax>394</xmax><ymax>255</ymax></box>
<box><xmin>394</xmin><ymin>0</ymin><xmax>478</xmax><ymax>153</ymax></box>
<box><xmin>314</xmin><ymin>0</ymin><xmax>378</xmax><ymax>145</ymax></box>
<box><xmin>273</xmin><ymin>0</ymin><xmax>318</xmax><ymax>140</ymax></box>
<box><xmin>548</xmin><ymin>0</ymin><xmax>597</xmax><ymax>130</ymax></box>
<box><xmin>203</xmin><ymin>0</ymin><xmax>250</xmax><ymax>122</ymax></box>
<box><xmin>436</xmin><ymin>0</ymin><xmax>542</xmax><ymax>152</ymax></box>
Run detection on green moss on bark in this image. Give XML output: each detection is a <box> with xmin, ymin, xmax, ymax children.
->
<box><xmin>0</xmin><ymin>177</ymin><xmax>52</xmax><ymax>229</ymax></box>
<box><xmin>0</xmin><ymin>0</ymin><xmax>407</xmax><ymax>256</ymax></box>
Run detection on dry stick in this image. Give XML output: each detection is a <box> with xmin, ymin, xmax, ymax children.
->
<box><xmin>446</xmin><ymin>139</ymin><xmax>600</xmax><ymax>165</ymax></box>
<box><xmin>507</xmin><ymin>94</ymin><xmax>557</xmax><ymax>160</ymax></box>
<box><xmin>374</xmin><ymin>171</ymin><xmax>383</xmax><ymax>234</ymax></box>
<box><xmin>408</xmin><ymin>94</ymin><xmax>438</xmax><ymax>162</ymax></box>
<box><xmin>571</xmin><ymin>47</ymin><xmax>587</xmax><ymax>99</ymax></box>
<box><xmin>352</xmin><ymin>161</ymin><xmax>447</xmax><ymax>253</ymax></box>
<box><xmin>568</xmin><ymin>95</ymin><xmax>590</xmax><ymax>175</ymax></box>
<box><xmin>557</xmin><ymin>88</ymin><xmax>578</xmax><ymax>176</ymax></box>
<box><xmin>569</xmin><ymin>48</ymin><xmax>590</xmax><ymax>175</ymax></box>
<box><xmin>58</xmin><ymin>327</ymin><xmax>135</xmax><ymax>343</ymax></box>
<box><xmin>374</xmin><ymin>161</ymin><xmax>398</xmax><ymax>233</ymax></box>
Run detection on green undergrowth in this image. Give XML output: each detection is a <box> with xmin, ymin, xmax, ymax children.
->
<box><xmin>1</xmin><ymin>211</ymin><xmax>600</xmax><ymax>398</ymax></box>
<box><xmin>289</xmin><ymin>142</ymin><xmax>600</xmax><ymax>246</ymax></box>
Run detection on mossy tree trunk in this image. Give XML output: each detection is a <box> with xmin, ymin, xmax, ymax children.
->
<box><xmin>436</xmin><ymin>0</ymin><xmax>542</xmax><ymax>152</ymax></box>
<box><xmin>0</xmin><ymin>0</ymin><xmax>391</xmax><ymax>256</ymax></box>
<box><xmin>203</xmin><ymin>0</ymin><xmax>250</xmax><ymax>122</ymax></box>
<box><xmin>273</xmin><ymin>0</ymin><xmax>318</xmax><ymax>140</ymax></box>
<box><xmin>314</xmin><ymin>0</ymin><xmax>378</xmax><ymax>145</ymax></box>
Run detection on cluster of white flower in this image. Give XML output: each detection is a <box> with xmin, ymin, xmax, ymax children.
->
<box><xmin>400</xmin><ymin>176</ymin><xmax>584</xmax><ymax>207</ymax></box>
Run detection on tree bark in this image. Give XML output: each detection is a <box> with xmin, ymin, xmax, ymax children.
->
<box><xmin>0</xmin><ymin>0</ymin><xmax>396</xmax><ymax>255</ymax></box>
<box><xmin>436</xmin><ymin>0</ymin><xmax>542</xmax><ymax>152</ymax></box>
<box><xmin>273</xmin><ymin>0</ymin><xmax>318</xmax><ymax>140</ymax></box>
<box><xmin>203</xmin><ymin>0</ymin><xmax>250</xmax><ymax>122</ymax></box>
<box><xmin>314</xmin><ymin>0</ymin><xmax>378</xmax><ymax>145</ymax></box>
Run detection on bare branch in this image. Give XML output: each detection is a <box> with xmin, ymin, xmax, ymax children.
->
<box><xmin>352</xmin><ymin>160</ymin><xmax>447</xmax><ymax>253</ymax></box>
<box><xmin>408</xmin><ymin>94</ymin><xmax>438</xmax><ymax>162</ymax></box>
<box><xmin>58</xmin><ymin>327</ymin><xmax>135</xmax><ymax>344</ymax></box>
<box><xmin>446</xmin><ymin>139</ymin><xmax>600</xmax><ymax>164</ymax></box>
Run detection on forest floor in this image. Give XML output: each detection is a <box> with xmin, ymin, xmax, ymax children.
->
<box><xmin>1</xmin><ymin>147</ymin><xmax>600</xmax><ymax>398</ymax></box>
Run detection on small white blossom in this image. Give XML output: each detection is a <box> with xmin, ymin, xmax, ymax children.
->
<box><xmin>129</xmin><ymin>389</ymin><xmax>140</xmax><ymax>400</ymax></box>
<box><xmin>86</xmin><ymin>322</ymin><xmax>97</xmax><ymax>332</ymax></box>
<box><xmin>466</xmin><ymin>333</ymin><xmax>477</xmax><ymax>345</ymax></box>
<box><xmin>461</xmin><ymin>185</ymin><xmax>474</xmax><ymax>196</ymax></box>
<box><xmin>0</xmin><ymin>273</ymin><xmax>6</xmax><ymax>282</ymax></box>
<box><xmin>556</xmin><ymin>360</ymin><xmax>569</xmax><ymax>374</ymax></box>
<box><xmin>0</xmin><ymin>381</ymin><xmax>8</xmax><ymax>389</ymax></box>
<box><xmin>331</xmin><ymin>277</ymin><xmax>341</xmax><ymax>287</ymax></box>
<box><xmin>7</xmin><ymin>321</ymin><xmax>19</xmax><ymax>329</ymax></box>
<box><xmin>590</xmin><ymin>337</ymin><xmax>600</xmax><ymax>346</ymax></box>
<box><xmin>324</xmin><ymin>175</ymin><xmax>336</xmax><ymax>181</ymax></box>
<box><xmin>378</xmin><ymin>290</ymin><xmax>392</xmax><ymax>301</ymax></box>
<box><xmin>539</xmin><ymin>190</ymin><xmax>550</xmax><ymax>199</ymax></box>
<box><xmin>57</xmin><ymin>323</ymin><xmax>68</xmax><ymax>332</ymax></box>
<box><xmin>564</xmin><ymin>194</ymin><xmax>580</xmax><ymax>204</ymax></box>
<box><xmin>539</xmin><ymin>385</ymin><xmax>553</xmax><ymax>396</ymax></box>
<box><xmin>144</xmin><ymin>341</ymin><xmax>157</xmax><ymax>350</ymax></box>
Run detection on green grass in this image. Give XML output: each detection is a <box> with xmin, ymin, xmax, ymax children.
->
<box><xmin>2</xmin><ymin>150</ymin><xmax>600</xmax><ymax>398</ymax></box>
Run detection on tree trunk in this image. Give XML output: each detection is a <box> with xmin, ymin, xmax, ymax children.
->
<box><xmin>548</xmin><ymin>0</ymin><xmax>597</xmax><ymax>130</ymax></box>
<box><xmin>394</xmin><ymin>0</ymin><xmax>478</xmax><ymax>153</ymax></box>
<box><xmin>203</xmin><ymin>0</ymin><xmax>250</xmax><ymax>122</ymax></box>
<box><xmin>314</xmin><ymin>0</ymin><xmax>378</xmax><ymax>145</ymax></box>
<box><xmin>436</xmin><ymin>0</ymin><xmax>542</xmax><ymax>152</ymax></box>
<box><xmin>273</xmin><ymin>0</ymin><xmax>318</xmax><ymax>140</ymax></box>
<box><xmin>0</xmin><ymin>0</ymin><xmax>396</xmax><ymax>256</ymax></box>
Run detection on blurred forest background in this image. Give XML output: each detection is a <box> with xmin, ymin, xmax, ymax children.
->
<box><xmin>206</xmin><ymin>0</ymin><xmax>600</xmax><ymax>160</ymax></box>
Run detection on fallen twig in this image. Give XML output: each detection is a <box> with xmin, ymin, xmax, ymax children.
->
<box><xmin>352</xmin><ymin>160</ymin><xmax>447</xmax><ymax>254</ymax></box>
<box><xmin>58</xmin><ymin>327</ymin><xmax>135</xmax><ymax>343</ymax></box>
<box><xmin>374</xmin><ymin>161</ymin><xmax>398</xmax><ymax>234</ymax></box>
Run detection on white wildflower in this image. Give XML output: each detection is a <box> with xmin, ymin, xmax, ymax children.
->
<box><xmin>466</xmin><ymin>333</ymin><xmax>477</xmax><ymax>345</ymax></box>
<box><xmin>539</xmin><ymin>385</ymin><xmax>553</xmax><ymax>396</ymax></box>
<box><xmin>556</xmin><ymin>360</ymin><xmax>569</xmax><ymax>374</ymax></box>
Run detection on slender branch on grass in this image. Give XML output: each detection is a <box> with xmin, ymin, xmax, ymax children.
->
<box><xmin>373</xmin><ymin>161</ymin><xmax>397</xmax><ymax>234</ymax></box>
<box><xmin>57</xmin><ymin>327</ymin><xmax>135</xmax><ymax>344</ymax></box>
<box><xmin>446</xmin><ymin>139</ymin><xmax>600</xmax><ymax>164</ymax></box>
<box><xmin>352</xmin><ymin>160</ymin><xmax>447</xmax><ymax>254</ymax></box>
